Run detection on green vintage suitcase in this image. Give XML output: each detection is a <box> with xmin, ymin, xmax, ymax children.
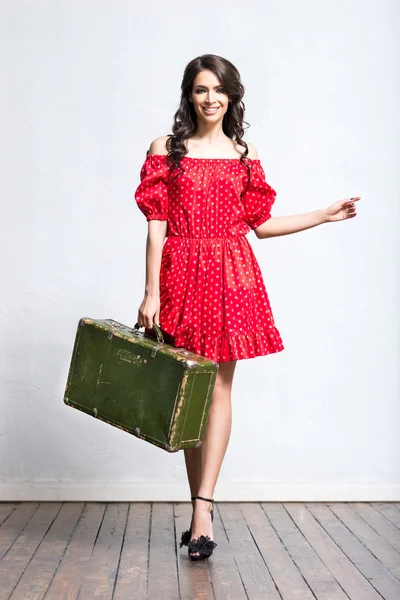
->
<box><xmin>64</xmin><ymin>317</ymin><xmax>219</xmax><ymax>452</ymax></box>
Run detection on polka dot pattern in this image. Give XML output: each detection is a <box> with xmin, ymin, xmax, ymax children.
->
<box><xmin>134</xmin><ymin>153</ymin><xmax>284</xmax><ymax>362</ymax></box>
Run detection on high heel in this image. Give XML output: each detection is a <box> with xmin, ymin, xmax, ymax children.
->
<box><xmin>187</xmin><ymin>495</ymin><xmax>217</xmax><ymax>561</ymax></box>
<box><xmin>179</xmin><ymin>496</ymin><xmax>196</xmax><ymax>548</ymax></box>
<box><xmin>179</xmin><ymin>495</ymin><xmax>215</xmax><ymax>549</ymax></box>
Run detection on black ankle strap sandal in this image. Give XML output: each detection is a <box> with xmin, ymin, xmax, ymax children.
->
<box><xmin>184</xmin><ymin>496</ymin><xmax>217</xmax><ymax>560</ymax></box>
<box><xmin>179</xmin><ymin>495</ymin><xmax>215</xmax><ymax>550</ymax></box>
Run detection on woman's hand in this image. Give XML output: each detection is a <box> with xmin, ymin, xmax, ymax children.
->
<box><xmin>137</xmin><ymin>293</ymin><xmax>160</xmax><ymax>329</ymax></box>
<box><xmin>324</xmin><ymin>196</ymin><xmax>361</xmax><ymax>223</ymax></box>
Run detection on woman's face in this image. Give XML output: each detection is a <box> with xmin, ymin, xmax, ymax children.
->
<box><xmin>189</xmin><ymin>69</ymin><xmax>230</xmax><ymax>123</ymax></box>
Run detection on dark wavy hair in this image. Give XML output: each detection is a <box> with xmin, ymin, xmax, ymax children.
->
<box><xmin>164</xmin><ymin>54</ymin><xmax>252</xmax><ymax>184</ymax></box>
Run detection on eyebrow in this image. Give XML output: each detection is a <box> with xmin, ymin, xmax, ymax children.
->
<box><xmin>194</xmin><ymin>84</ymin><xmax>223</xmax><ymax>88</ymax></box>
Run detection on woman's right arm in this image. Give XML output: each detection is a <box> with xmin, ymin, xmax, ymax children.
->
<box><xmin>137</xmin><ymin>220</ymin><xmax>167</xmax><ymax>329</ymax></box>
<box><xmin>136</xmin><ymin>136</ymin><xmax>169</xmax><ymax>328</ymax></box>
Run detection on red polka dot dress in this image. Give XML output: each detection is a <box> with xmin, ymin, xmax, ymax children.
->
<box><xmin>134</xmin><ymin>152</ymin><xmax>284</xmax><ymax>363</ymax></box>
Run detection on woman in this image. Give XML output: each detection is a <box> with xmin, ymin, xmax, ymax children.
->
<box><xmin>134</xmin><ymin>54</ymin><xmax>360</xmax><ymax>561</ymax></box>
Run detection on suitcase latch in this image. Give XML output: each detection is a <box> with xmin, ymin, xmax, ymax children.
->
<box><xmin>151</xmin><ymin>345</ymin><xmax>161</xmax><ymax>358</ymax></box>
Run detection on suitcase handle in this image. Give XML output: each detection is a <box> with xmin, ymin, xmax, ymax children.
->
<box><xmin>132</xmin><ymin>322</ymin><xmax>164</xmax><ymax>344</ymax></box>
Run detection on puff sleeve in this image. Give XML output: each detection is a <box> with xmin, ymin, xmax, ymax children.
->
<box><xmin>134</xmin><ymin>153</ymin><xmax>169</xmax><ymax>221</ymax></box>
<box><xmin>241</xmin><ymin>160</ymin><xmax>277</xmax><ymax>230</ymax></box>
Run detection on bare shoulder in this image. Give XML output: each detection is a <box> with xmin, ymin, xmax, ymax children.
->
<box><xmin>147</xmin><ymin>135</ymin><xmax>169</xmax><ymax>156</ymax></box>
<box><xmin>245</xmin><ymin>142</ymin><xmax>259</xmax><ymax>159</ymax></box>
<box><xmin>234</xmin><ymin>141</ymin><xmax>259</xmax><ymax>159</ymax></box>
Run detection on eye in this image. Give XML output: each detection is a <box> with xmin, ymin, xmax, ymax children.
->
<box><xmin>195</xmin><ymin>88</ymin><xmax>225</xmax><ymax>94</ymax></box>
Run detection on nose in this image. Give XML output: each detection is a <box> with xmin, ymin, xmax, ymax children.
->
<box><xmin>207</xmin><ymin>91</ymin><xmax>215</xmax><ymax>102</ymax></box>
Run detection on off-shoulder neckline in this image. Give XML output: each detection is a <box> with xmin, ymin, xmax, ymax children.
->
<box><xmin>146</xmin><ymin>153</ymin><xmax>260</xmax><ymax>162</ymax></box>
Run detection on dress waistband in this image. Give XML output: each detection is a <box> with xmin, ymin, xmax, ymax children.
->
<box><xmin>165</xmin><ymin>234</ymin><xmax>247</xmax><ymax>270</ymax></box>
<box><xmin>167</xmin><ymin>235</ymin><xmax>245</xmax><ymax>240</ymax></box>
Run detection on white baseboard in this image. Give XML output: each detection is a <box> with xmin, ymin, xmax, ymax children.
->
<box><xmin>1</xmin><ymin>482</ymin><xmax>399</xmax><ymax>502</ymax></box>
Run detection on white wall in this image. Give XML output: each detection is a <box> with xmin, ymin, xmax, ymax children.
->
<box><xmin>0</xmin><ymin>0</ymin><xmax>398</xmax><ymax>501</ymax></box>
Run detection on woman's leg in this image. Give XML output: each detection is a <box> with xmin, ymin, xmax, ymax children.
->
<box><xmin>183</xmin><ymin>359</ymin><xmax>238</xmax><ymax>552</ymax></box>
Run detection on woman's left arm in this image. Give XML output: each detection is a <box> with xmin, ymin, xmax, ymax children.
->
<box><xmin>255</xmin><ymin>196</ymin><xmax>361</xmax><ymax>240</ymax></box>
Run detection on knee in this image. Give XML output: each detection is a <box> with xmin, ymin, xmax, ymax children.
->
<box><xmin>210</xmin><ymin>385</ymin><xmax>232</xmax><ymax>410</ymax></box>
<box><xmin>211</xmin><ymin>375</ymin><xmax>234</xmax><ymax>402</ymax></box>
<box><xmin>213</xmin><ymin>378</ymin><xmax>232</xmax><ymax>397</ymax></box>
<box><xmin>213</xmin><ymin>360</ymin><xmax>237</xmax><ymax>394</ymax></box>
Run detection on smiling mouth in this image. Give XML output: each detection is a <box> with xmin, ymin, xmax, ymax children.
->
<box><xmin>202</xmin><ymin>107</ymin><xmax>219</xmax><ymax>113</ymax></box>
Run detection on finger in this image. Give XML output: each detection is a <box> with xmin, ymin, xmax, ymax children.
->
<box><xmin>342</xmin><ymin>197</ymin><xmax>360</xmax><ymax>207</ymax></box>
<box><xmin>346</xmin><ymin>207</ymin><xmax>357</xmax><ymax>216</ymax></box>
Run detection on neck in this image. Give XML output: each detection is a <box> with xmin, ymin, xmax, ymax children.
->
<box><xmin>193</xmin><ymin>119</ymin><xmax>225</xmax><ymax>142</ymax></box>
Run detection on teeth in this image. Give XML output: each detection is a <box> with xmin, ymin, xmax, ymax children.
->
<box><xmin>203</xmin><ymin>107</ymin><xmax>218</xmax><ymax>112</ymax></box>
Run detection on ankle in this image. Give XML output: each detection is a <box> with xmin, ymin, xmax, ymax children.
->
<box><xmin>196</xmin><ymin>491</ymin><xmax>215</xmax><ymax>501</ymax></box>
<box><xmin>193</xmin><ymin>497</ymin><xmax>214</xmax><ymax>513</ymax></box>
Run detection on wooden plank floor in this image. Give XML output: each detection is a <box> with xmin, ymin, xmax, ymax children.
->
<box><xmin>0</xmin><ymin>501</ymin><xmax>399</xmax><ymax>599</ymax></box>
